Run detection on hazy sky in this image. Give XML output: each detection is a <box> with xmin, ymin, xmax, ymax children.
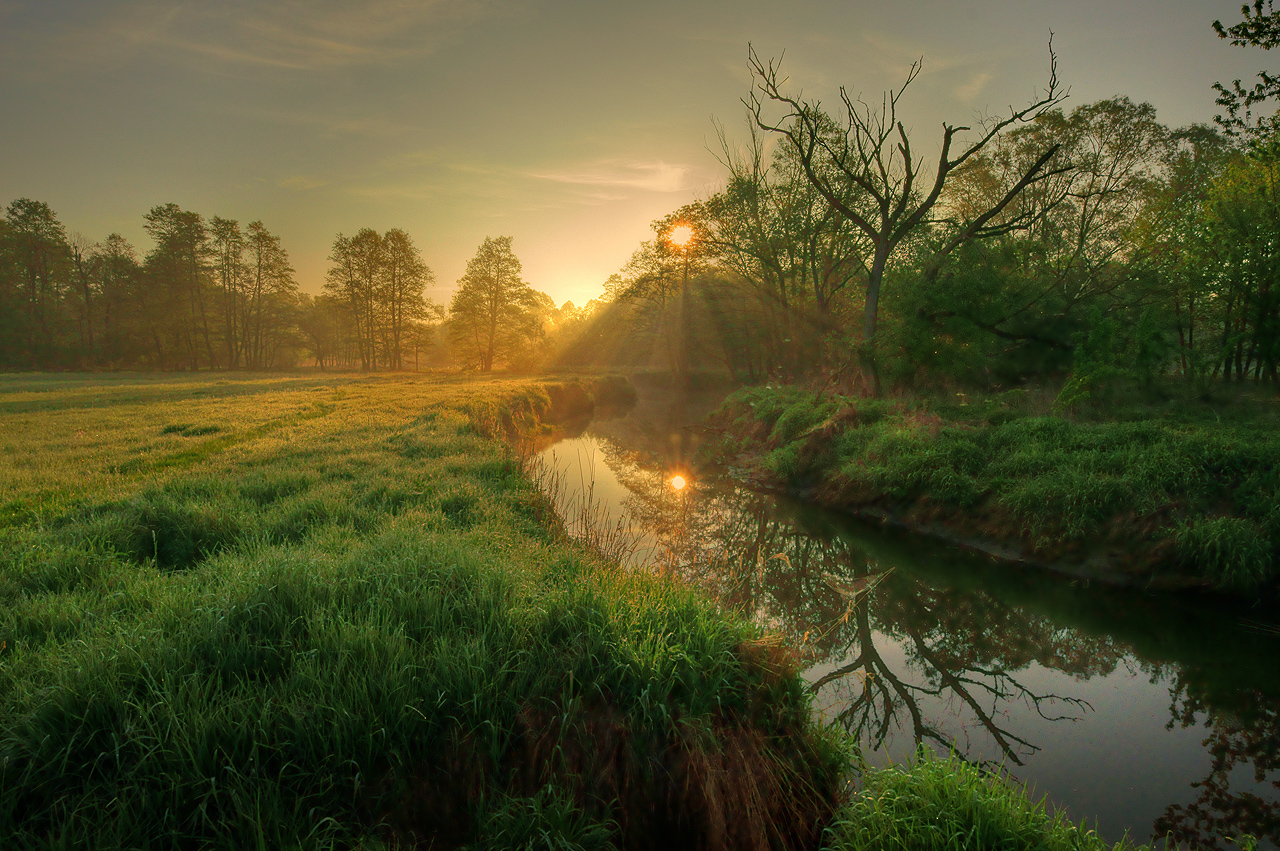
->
<box><xmin>0</xmin><ymin>1</ymin><xmax>1270</xmax><ymax>307</ymax></box>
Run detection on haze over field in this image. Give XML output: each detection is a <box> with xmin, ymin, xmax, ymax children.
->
<box><xmin>0</xmin><ymin>0</ymin><xmax>1267</xmax><ymax>306</ymax></box>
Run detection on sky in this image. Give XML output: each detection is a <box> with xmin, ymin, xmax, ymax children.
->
<box><xmin>0</xmin><ymin>0</ymin><xmax>1272</xmax><ymax>308</ymax></box>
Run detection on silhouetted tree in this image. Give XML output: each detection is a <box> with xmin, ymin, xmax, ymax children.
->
<box><xmin>380</xmin><ymin>228</ymin><xmax>435</xmax><ymax>370</ymax></box>
<box><xmin>4</xmin><ymin>199</ymin><xmax>69</xmax><ymax>365</ymax></box>
<box><xmin>144</xmin><ymin>203</ymin><xmax>213</xmax><ymax>370</ymax></box>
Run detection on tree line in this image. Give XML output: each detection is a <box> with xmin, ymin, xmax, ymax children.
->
<box><xmin>0</xmin><ymin>201</ymin><xmax>589</xmax><ymax>373</ymax></box>
<box><xmin>0</xmin><ymin>201</ymin><xmax>307</xmax><ymax>371</ymax></box>
<box><xmin>10</xmin><ymin>6</ymin><xmax>1277</xmax><ymax>390</ymax></box>
<box><xmin>562</xmin><ymin>15</ymin><xmax>1280</xmax><ymax>398</ymax></box>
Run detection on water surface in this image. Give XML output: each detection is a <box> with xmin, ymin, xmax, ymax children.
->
<box><xmin>537</xmin><ymin>387</ymin><xmax>1280</xmax><ymax>850</ymax></box>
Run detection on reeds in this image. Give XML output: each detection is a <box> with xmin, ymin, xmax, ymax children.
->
<box><xmin>525</xmin><ymin>446</ymin><xmax>642</xmax><ymax>567</ymax></box>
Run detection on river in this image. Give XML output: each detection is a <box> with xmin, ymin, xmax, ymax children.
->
<box><xmin>535</xmin><ymin>383</ymin><xmax>1280</xmax><ymax>850</ymax></box>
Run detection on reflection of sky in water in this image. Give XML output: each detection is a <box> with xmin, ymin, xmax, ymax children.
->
<box><xmin>540</xmin><ymin>424</ymin><xmax>1280</xmax><ymax>850</ymax></box>
<box><xmin>537</xmin><ymin>435</ymin><xmax>661</xmax><ymax>565</ymax></box>
<box><xmin>538</xmin><ymin>437</ymin><xmax>634</xmax><ymax>526</ymax></box>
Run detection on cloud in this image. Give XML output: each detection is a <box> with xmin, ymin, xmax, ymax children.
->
<box><xmin>956</xmin><ymin>71</ymin><xmax>994</xmax><ymax>103</ymax></box>
<box><xmin>528</xmin><ymin>161</ymin><xmax>693</xmax><ymax>194</ymax></box>
<box><xmin>34</xmin><ymin>0</ymin><xmax>500</xmax><ymax>73</ymax></box>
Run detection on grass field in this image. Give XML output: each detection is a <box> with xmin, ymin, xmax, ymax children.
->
<box><xmin>0</xmin><ymin>371</ymin><xmax>848</xmax><ymax>850</ymax></box>
<box><xmin>703</xmin><ymin>383</ymin><xmax>1280</xmax><ymax>593</ymax></box>
<box><xmin>0</xmin><ymin>371</ymin><xmax>1161</xmax><ymax>850</ymax></box>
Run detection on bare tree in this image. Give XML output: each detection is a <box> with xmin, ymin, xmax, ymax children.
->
<box><xmin>746</xmin><ymin>41</ymin><xmax>1069</xmax><ymax>393</ymax></box>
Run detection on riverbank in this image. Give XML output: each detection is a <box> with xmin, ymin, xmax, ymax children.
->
<box><xmin>1</xmin><ymin>371</ymin><xmax>1167</xmax><ymax>849</ymax></box>
<box><xmin>700</xmin><ymin>384</ymin><xmax>1280</xmax><ymax>594</ymax></box>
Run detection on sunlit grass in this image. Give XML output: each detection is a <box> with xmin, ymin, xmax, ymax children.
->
<box><xmin>0</xmin><ymin>371</ymin><xmax>843</xmax><ymax>849</ymax></box>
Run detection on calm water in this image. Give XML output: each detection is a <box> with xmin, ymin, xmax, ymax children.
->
<box><xmin>537</xmin><ymin>387</ymin><xmax>1280</xmax><ymax>850</ymax></box>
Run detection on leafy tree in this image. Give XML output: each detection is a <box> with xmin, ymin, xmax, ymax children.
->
<box><xmin>1130</xmin><ymin>125</ymin><xmax>1232</xmax><ymax>384</ymax></box>
<box><xmin>92</xmin><ymin>233</ymin><xmax>148</xmax><ymax>367</ymax></box>
<box><xmin>703</xmin><ymin>120</ymin><xmax>868</xmax><ymax>379</ymax></box>
<box><xmin>144</xmin><ymin>203</ymin><xmax>213</xmax><ymax>370</ymax></box>
<box><xmin>241</xmin><ymin>221</ymin><xmax>298</xmax><ymax>369</ymax></box>
<box><xmin>4</xmin><ymin>199</ymin><xmax>69</xmax><ymax>365</ymax></box>
<box><xmin>882</xmin><ymin>98</ymin><xmax>1175</xmax><ymax>390</ymax></box>
<box><xmin>1197</xmin><ymin>149</ymin><xmax>1280</xmax><ymax>382</ymax></box>
<box><xmin>746</xmin><ymin>43</ymin><xmax>1068</xmax><ymax>394</ymax></box>
<box><xmin>324</xmin><ymin>229</ymin><xmax>383</xmax><ymax>370</ymax></box>
<box><xmin>323</xmin><ymin>227</ymin><xmax>436</xmax><ymax>371</ymax></box>
<box><xmin>448</xmin><ymin>236</ymin><xmax>541</xmax><ymax>372</ymax></box>
<box><xmin>380</xmin><ymin>228</ymin><xmax>435</xmax><ymax>370</ymax></box>
<box><xmin>208</xmin><ymin>217</ymin><xmax>245</xmax><ymax>365</ymax></box>
<box><xmin>67</xmin><ymin>233</ymin><xmax>98</xmax><ymax>362</ymax></box>
<box><xmin>209</xmin><ymin>216</ymin><xmax>247</xmax><ymax>368</ymax></box>
<box><xmin>1214</xmin><ymin>0</ymin><xmax>1280</xmax><ymax>136</ymax></box>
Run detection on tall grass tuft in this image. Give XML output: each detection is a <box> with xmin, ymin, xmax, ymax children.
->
<box><xmin>1175</xmin><ymin>518</ymin><xmax>1273</xmax><ymax>591</ymax></box>
<box><xmin>526</xmin><ymin>449</ymin><xmax>641</xmax><ymax>566</ymax></box>
<box><xmin>825</xmin><ymin>751</ymin><xmax>1147</xmax><ymax>851</ymax></box>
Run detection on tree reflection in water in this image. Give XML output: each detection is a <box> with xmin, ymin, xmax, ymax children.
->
<box><xmin>610</xmin><ymin>462</ymin><xmax>1105</xmax><ymax>766</ymax></box>
<box><xmin>565</xmin><ymin>407</ymin><xmax>1280</xmax><ymax>849</ymax></box>
<box><xmin>1155</xmin><ymin>671</ymin><xmax>1280</xmax><ymax>849</ymax></box>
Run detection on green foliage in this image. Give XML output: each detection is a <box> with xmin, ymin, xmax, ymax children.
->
<box><xmin>825</xmin><ymin>750</ymin><xmax>1147</xmax><ymax>851</ymax></box>
<box><xmin>881</xmin><ymin>241</ymin><xmax>1077</xmax><ymax>390</ymax></box>
<box><xmin>471</xmin><ymin>788</ymin><xmax>619</xmax><ymax>851</ymax></box>
<box><xmin>707</xmin><ymin>384</ymin><xmax>1280</xmax><ymax>591</ymax></box>
<box><xmin>1175</xmin><ymin>518</ymin><xmax>1274</xmax><ymax>590</ymax></box>
<box><xmin>449</xmin><ymin>236</ymin><xmax>545</xmax><ymax>372</ymax></box>
<box><xmin>770</xmin><ymin>397</ymin><xmax>839</xmax><ymax>443</ymax></box>
<box><xmin>1055</xmin><ymin>307</ymin><xmax>1170</xmax><ymax>411</ymax></box>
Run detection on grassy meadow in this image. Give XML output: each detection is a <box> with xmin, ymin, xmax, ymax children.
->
<box><xmin>0</xmin><ymin>371</ymin><xmax>848</xmax><ymax>850</ymax></box>
<box><xmin>0</xmin><ymin>371</ymin><xmax>1161</xmax><ymax>850</ymax></box>
<box><xmin>702</xmin><ymin>383</ymin><xmax>1280</xmax><ymax>593</ymax></box>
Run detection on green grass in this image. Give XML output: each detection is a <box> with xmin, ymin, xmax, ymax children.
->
<box><xmin>0</xmin><ymin>371</ymin><xmax>844</xmax><ymax>850</ymax></box>
<box><xmin>826</xmin><ymin>751</ymin><xmax>1147</xmax><ymax>851</ymax></box>
<box><xmin>704</xmin><ymin>384</ymin><xmax>1280</xmax><ymax>592</ymax></box>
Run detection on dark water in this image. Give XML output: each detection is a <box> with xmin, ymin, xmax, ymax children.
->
<box><xmin>537</xmin><ymin>387</ymin><xmax>1280</xmax><ymax>850</ymax></box>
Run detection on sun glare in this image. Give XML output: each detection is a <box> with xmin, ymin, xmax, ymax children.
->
<box><xmin>668</xmin><ymin>224</ymin><xmax>693</xmax><ymax>248</ymax></box>
<box><xmin>670</xmin><ymin>475</ymin><xmax>687</xmax><ymax>491</ymax></box>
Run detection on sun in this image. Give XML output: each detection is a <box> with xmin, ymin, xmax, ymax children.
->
<box><xmin>670</xmin><ymin>475</ymin><xmax>687</xmax><ymax>491</ymax></box>
<box><xmin>668</xmin><ymin>224</ymin><xmax>693</xmax><ymax>248</ymax></box>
